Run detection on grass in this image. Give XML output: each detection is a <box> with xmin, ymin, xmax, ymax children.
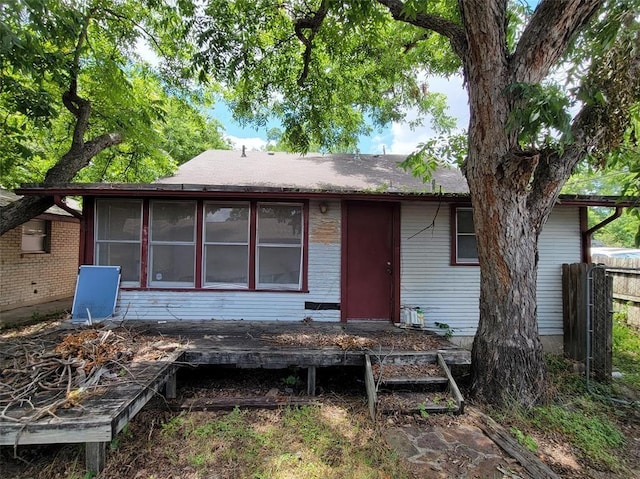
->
<box><xmin>154</xmin><ymin>405</ymin><xmax>407</xmax><ymax>479</ymax></box>
<box><xmin>493</xmin><ymin>316</ymin><xmax>640</xmax><ymax>473</ymax></box>
<box><xmin>613</xmin><ymin>313</ymin><xmax>640</xmax><ymax>389</ymax></box>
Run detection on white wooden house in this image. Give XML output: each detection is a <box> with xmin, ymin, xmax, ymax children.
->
<box><xmin>16</xmin><ymin>150</ymin><xmax>629</xmax><ymax>350</ymax></box>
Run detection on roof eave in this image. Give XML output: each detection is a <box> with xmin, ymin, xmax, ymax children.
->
<box><xmin>13</xmin><ymin>184</ymin><xmax>640</xmax><ymax>207</ymax></box>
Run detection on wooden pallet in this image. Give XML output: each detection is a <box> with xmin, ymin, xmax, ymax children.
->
<box><xmin>364</xmin><ymin>352</ymin><xmax>464</xmax><ymax>419</ymax></box>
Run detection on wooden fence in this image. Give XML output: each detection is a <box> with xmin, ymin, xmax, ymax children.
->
<box><xmin>592</xmin><ymin>256</ymin><xmax>640</xmax><ymax>329</ymax></box>
<box><xmin>562</xmin><ymin>263</ymin><xmax>612</xmax><ymax>381</ymax></box>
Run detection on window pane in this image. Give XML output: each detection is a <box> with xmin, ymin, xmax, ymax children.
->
<box><xmin>457</xmin><ymin>209</ymin><xmax>475</xmax><ymax>234</ymax></box>
<box><xmin>258</xmin><ymin>205</ymin><xmax>302</xmax><ymax>244</ymax></box>
<box><xmin>458</xmin><ymin>236</ymin><xmax>478</xmax><ymax>261</ymax></box>
<box><xmin>96</xmin><ymin>201</ymin><xmax>141</xmax><ymax>241</ymax></box>
<box><xmin>204</xmin><ymin>245</ymin><xmax>248</xmax><ymax>285</ymax></box>
<box><xmin>96</xmin><ymin>243</ymin><xmax>140</xmax><ymax>282</ymax></box>
<box><xmin>205</xmin><ymin>205</ymin><xmax>249</xmax><ymax>242</ymax></box>
<box><xmin>22</xmin><ymin>219</ymin><xmax>47</xmax><ymax>252</ymax></box>
<box><xmin>151</xmin><ymin>201</ymin><xmax>195</xmax><ymax>242</ymax></box>
<box><xmin>150</xmin><ymin>245</ymin><xmax>195</xmax><ymax>285</ymax></box>
<box><xmin>258</xmin><ymin>246</ymin><xmax>301</xmax><ymax>286</ymax></box>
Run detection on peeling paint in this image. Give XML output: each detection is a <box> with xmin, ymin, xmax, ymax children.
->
<box><xmin>309</xmin><ymin>201</ymin><xmax>341</xmax><ymax>244</ymax></box>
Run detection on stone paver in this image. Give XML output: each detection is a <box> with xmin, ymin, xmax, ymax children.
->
<box><xmin>383</xmin><ymin>421</ymin><xmax>529</xmax><ymax>478</ymax></box>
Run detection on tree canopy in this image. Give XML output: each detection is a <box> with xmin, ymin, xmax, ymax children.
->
<box><xmin>0</xmin><ymin>0</ymin><xmax>229</xmax><ymax>233</ymax></box>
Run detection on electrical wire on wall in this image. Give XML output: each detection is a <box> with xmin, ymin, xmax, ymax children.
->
<box><xmin>406</xmin><ymin>194</ymin><xmax>442</xmax><ymax>240</ymax></box>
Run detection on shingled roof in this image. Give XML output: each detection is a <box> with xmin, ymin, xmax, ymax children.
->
<box><xmin>0</xmin><ymin>188</ymin><xmax>80</xmax><ymax>217</ymax></box>
<box><xmin>155</xmin><ymin>149</ymin><xmax>469</xmax><ymax>194</ymax></box>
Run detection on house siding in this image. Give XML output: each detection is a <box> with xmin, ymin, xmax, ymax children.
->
<box><xmin>1</xmin><ymin>219</ymin><xmax>79</xmax><ymax>311</ymax></box>
<box><xmin>115</xmin><ymin>200</ymin><xmax>342</xmax><ymax>322</ymax></box>
<box><xmin>111</xmin><ymin>199</ymin><xmax>580</xmax><ymax>335</ymax></box>
<box><xmin>399</xmin><ymin>203</ymin><xmax>581</xmax><ymax>336</ymax></box>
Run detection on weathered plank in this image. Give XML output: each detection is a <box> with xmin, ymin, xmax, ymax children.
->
<box><xmin>165</xmin><ymin>372</ymin><xmax>177</xmax><ymax>399</ymax></box>
<box><xmin>182</xmin><ymin>348</ymin><xmax>470</xmax><ymax>368</ymax></box>
<box><xmin>85</xmin><ymin>442</ymin><xmax>107</xmax><ymax>475</ymax></box>
<box><xmin>379</xmin><ymin>376</ymin><xmax>448</xmax><ymax>386</ymax></box>
<box><xmin>0</xmin><ymin>420</ymin><xmax>113</xmax><ymax>446</ymax></box>
<box><xmin>470</xmin><ymin>407</ymin><xmax>561</xmax><ymax>479</ymax></box>
<box><xmin>307</xmin><ymin>366</ymin><xmax>316</xmax><ymax>396</ymax></box>
<box><xmin>364</xmin><ymin>354</ymin><xmax>377</xmax><ymax>420</ymax></box>
<box><xmin>563</xmin><ymin>263</ymin><xmax>588</xmax><ymax>361</ymax></box>
<box><xmin>174</xmin><ymin>396</ymin><xmax>320</xmax><ymax>411</ymax></box>
<box><xmin>437</xmin><ymin>353</ymin><xmax>465</xmax><ymax>414</ymax></box>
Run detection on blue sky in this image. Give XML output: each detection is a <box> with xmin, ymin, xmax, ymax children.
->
<box><xmin>213</xmin><ymin>74</ymin><xmax>470</xmax><ymax>155</ymax></box>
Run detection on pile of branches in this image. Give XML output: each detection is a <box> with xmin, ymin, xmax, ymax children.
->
<box><xmin>0</xmin><ymin>326</ymin><xmax>161</xmax><ymax>423</ymax></box>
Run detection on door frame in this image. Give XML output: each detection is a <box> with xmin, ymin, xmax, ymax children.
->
<box><xmin>340</xmin><ymin>200</ymin><xmax>401</xmax><ymax>323</ymax></box>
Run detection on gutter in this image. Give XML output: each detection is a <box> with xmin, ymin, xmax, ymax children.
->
<box><xmin>582</xmin><ymin>206</ymin><xmax>624</xmax><ymax>263</ymax></box>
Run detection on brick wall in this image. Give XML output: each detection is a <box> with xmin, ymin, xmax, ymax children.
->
<box><xmin>0</xmin><ymin>219</ymin><xmax>80</xmax><ymax>311</ymax></box>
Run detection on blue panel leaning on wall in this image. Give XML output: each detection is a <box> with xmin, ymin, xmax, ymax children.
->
<box><xmin>71</xmin><ymin>265</ymin><xmax>121</xmax><ymax>323</ymax></box>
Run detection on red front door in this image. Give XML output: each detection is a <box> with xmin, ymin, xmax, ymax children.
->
<box><xmin>343</xmin><ymin>201</ymin><xmax>398</xmax><ymax>321</ymax></box>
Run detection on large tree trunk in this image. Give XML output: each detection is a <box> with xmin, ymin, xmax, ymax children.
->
<box><xmin>459</xmin><ymin>0</ymin><xmax>604</xmax><ymax>406</ymax></box>
<box><xmin>468</xmin><ymin>171</ymin><xmax>547</xmax><ymax>406</ymax></box>
<box><xmin>461</xmin><ymin>1</ymin><xmax>547</xmax><ymax>406</ymax></box>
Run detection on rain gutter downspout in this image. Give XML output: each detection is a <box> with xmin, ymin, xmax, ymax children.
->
<box><xmin>54</xmin><ymin>195</ymin><xmax>85</xmax><ymax>266</ymax></box>
<box><xmin>582</xmin><ymin>206</ymin><xmax>623</xmax><ymax>262</ymax></box>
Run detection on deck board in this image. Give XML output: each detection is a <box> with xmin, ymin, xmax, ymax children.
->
<box><xmin>0</xmin><ymin>353</ymin><xmax>180</xmax><ymax>446</ymax></box>
<box><xmin>0</xmin><ymin>319</ymin><xmax>470</xmax><ymax>471</ymax></box>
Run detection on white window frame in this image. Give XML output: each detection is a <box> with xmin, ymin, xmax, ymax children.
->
<box><xmin>202</xmin><ymin>202</ymin><xmax>250</xmax><ymax>289</ymax></box>
<box><xmin>148</xmin><ymin>200</ymin><xmax>197</xmax><ymax>288</ymax></box>
<box><xmin>256</xmin><ymin>202</ymin><xmax>304</xmax><ymax>290</ymax></box>
<box><xmin>455</xmin><ymin>207</ymin><xmax>479</xmax><ymax>265</ymax></box>
<box><xmin>21</xmin><ymin>219</ymin><xmax>50</xmax><ymax>253</ymax></box>
<box><xmin>94</xmin><ymin>200</ymin><xmax>142</xmax><ymax>286</ymax></box>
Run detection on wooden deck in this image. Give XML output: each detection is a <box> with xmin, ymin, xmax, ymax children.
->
<box><xmin>133</xmin><ymin>319</ymin><xmax>471</xmax><ymax>367</ymax></box>
<box><xmin>0</xmin><ymin>319</ymin><xmax>470</xmax><ymax>473</ymax></box>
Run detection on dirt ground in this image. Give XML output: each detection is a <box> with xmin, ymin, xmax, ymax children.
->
<box><xmin>1</xmin><ymin>320</ymin><xmax>639</xmax><ymax>478</ymax></box>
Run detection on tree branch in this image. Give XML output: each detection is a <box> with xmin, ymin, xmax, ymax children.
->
<box><xmin>510</xmin><ymin>0</ymin><xmax>602</xmax><ymax>83</ymax></box>
<box><xmin>294</xmin><ymin>0</ymin><xmax>329</xmax><ymax>86</ymax></box>
<box><xmin>376</xmin><ymin>0</ymin><xmax>467</xmax><ymax>59</ymax></box>
<box><xmin>43</xmin><ymin>132</ymin><xmax>122</xmax><ymax>185</ymax></box>
<box><xmin>526</xmin><ymin>104</ymin><xmax>609</xmax><ymax>229</ymax></box>
<box><xmin>527</xmin><ymin>36</ymin><xmax>640</xmax><ymax>227</ymax></box>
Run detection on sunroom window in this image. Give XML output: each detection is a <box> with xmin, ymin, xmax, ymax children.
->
<box><xmin>149</xmin><ymin>201</ymin><xmax>196</xmax><ymax>287</ymax></box>
<box><xmin>95</xmin><ymin>200</ymin><xmax>142</xmax><ymax>285</ymax></box>
<box><xmin>454</xmin><ymin>207</ymin><xmax>479</xmax><ymax>264</ymax></box>
<box><xmin>257</xmin><ymin>203</ymin><xmax>303</xmax><ymax>289</ymax></box>
<box><xmin>203</xmin><ymin>203</ymin><xmax>249</xmax><ymax>288</ymax></box>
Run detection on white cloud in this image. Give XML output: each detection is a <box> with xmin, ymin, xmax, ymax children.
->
<box><xmin>388</xmin><ymin>75</ymin><xmax>469</xmax><ymax>154</ymax></box>
<box><xmin>225</xmin><ymin>135</ymin><xmax>267</xmax><ymax>151</ymax></box>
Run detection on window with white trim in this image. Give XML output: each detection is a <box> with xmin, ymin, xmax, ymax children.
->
<box><xmin>21</xmin><ymin>219</ymin><xmax>50</xmax><ymax>253</ymax></box>
<box><xmin>95</xmin><ymin>200</ymin><xmax>142</xmax><ymax>284</ymax></box>
<box><xmin>203</xmin><ymin>203</ymin><xmax>250</xmax><ymax>288</ymax></box>
<box><xmin>454</xmin><ymin>207</ymin><xmax>479</xmax><ymax>264</ymax></box>
<box><xmin>149</xmin><ymin>200</ymin><xmax>196</xmax><ymax>287</ymax></box>
<box><xmin>93</xmin><ymin>199</ymin><xmax>306</xmax><ymax>290</ymax></box>
<box><xmin>257</xmin><ymin>203</ymin><xmax>303</xmax><ymax>289</ymax></box>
